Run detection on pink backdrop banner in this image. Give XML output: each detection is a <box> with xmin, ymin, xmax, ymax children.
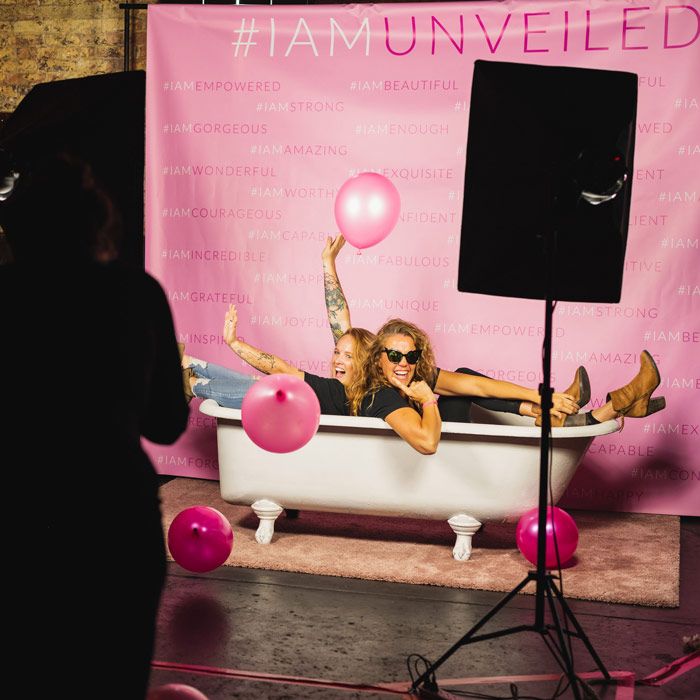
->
<box><xmin>145</xmin><ymin>1</ymin><xmax>700</xmax><ymax>516</ymax></box>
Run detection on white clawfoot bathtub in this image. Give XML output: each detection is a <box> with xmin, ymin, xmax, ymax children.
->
<box><xmin>199</xmin><ymin>399</ymin><xmax>619</xmax><ymax>560</ymax></box>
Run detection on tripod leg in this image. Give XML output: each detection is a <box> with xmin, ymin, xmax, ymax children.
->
<box><xmin>409</xmin><ymin>574</ymin><xmax>537</xmax><ymax>692</ymax></box>
<box><xmin>544</xmin><ymin>581</ymin><xmax>584</xmax><ymax>700</ymax></box>
<box><xmin>549</xmin><ymin>577</ymin><xmax>611</xmax><ymax>680</ymax></box>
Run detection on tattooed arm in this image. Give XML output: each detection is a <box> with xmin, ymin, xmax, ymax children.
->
<box><xmin>322</xmin><ymin>234</ymin><xmax>352</xmax><ymax>341</ymax></box>
<box><xmin>223</xmin><ymin>304</ymin><xmax>303</xmax><ymax>378</ymax></box>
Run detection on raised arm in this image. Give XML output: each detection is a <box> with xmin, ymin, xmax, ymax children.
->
<box><xmin>434</xmin><ymin>370</ymin><xmax>578</xmax><ymax>419</ymax></box>
<box><xmin>322</xmin><ymin>234</ymin><xmax>352</xmax><ymax>341</ymax></box>
<box><xmin>224</xmin><ymin>304</ymin><xmax>302</xmax><ymax>378</ymax></box>
<box><xmin>385</xmin><ymin>379</ymin><xmax>442</xmax><ymax>455</ymax></box>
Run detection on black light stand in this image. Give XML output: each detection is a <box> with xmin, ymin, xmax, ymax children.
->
<box><xmin>409</xmin><ymin>238</ymin><xmax>610</xmax><ymax>700</ymax></box>
<box><xmin>409</xmin><ymin>60</ymin><xmax>638</xmax><ymax>699</ymax></box>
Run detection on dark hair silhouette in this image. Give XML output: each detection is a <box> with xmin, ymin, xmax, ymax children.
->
<box><xmin>0</xmin><ymin>150</ymin><xmax>121</xmax><ymax>263</ymax></box>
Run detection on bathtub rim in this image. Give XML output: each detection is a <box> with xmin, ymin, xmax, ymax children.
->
<box><xmin>198</xmin><ymin>399</ymin><xmax>620</xmax><ymax>439</ymax></box>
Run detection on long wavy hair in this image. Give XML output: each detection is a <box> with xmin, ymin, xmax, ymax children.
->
<box><xmin>336</xmin><ymin>327</ymin><xmax>376</xmax><ymax>416</ymax></box>
<box><xmin>363</xmin><ymin>319</ymin><xmax>438</xmax><ymax>412</ymax></box>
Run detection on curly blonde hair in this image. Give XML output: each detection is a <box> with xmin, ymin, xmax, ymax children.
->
<box><xmin>335</xmin><ymin>327</ymin><xmax>376</xmax><ymax>416</ymax></box>
<box><xmin>363</xmin><ymin>319</ymin><xmax>438</xmax><ymax>412</ymax></box>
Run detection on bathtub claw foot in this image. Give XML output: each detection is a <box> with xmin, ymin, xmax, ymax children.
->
<box><xmin>252</xmin><ymin>499</ymin><xmax>284</xmax><ymax>544</ymax></box>
<box><xmin>448</xmin><ymin>514</ymin><xmax>482</xmax><ymax>561</ymax></box>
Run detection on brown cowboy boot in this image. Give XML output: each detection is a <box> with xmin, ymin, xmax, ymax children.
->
<box><xmin>606</xmin><ymin>350</ymin><xmax>666</xmax><ymax>417</ymax></box>
<box><xmin>535</xmin><ymin>366</ymin><xmax>590</xmax><ymax>427</ymax></box>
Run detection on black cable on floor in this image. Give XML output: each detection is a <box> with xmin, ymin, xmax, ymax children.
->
<box><xmin>405</xmin><ymin>654</ymin><xmax>573</xmax><ymax>700</ymax></box>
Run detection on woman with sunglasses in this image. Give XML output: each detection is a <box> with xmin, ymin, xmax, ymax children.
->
<box><xmin>363</xmin><ymin>319</ymin><xmax>666</xmax><ymax>447</ymax></box>
<box><xmin>324</xmin><ymin>236</ymin><xmax>665</xmax><ymax>434</ymax></box>
<box><xmin>323</xmin><ymin>235</ymin><xmax>584</xmax><ymax>431</ymax></box>
<box><xmin>358</xmin><ymin>319</ymin><xmax>581</xmax><ymax>454</ymax></box>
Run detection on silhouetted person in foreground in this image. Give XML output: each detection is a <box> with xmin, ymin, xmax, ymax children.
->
<box><xmin>0</xmin><ymin>151</ymin><xmax>188</xmax><ymax>699</ymax></box>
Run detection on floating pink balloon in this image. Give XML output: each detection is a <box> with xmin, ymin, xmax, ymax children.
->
<box><xmin>167</xmin><ymin>506</ymin><xmax>233</xmax><ymax>573</ymax></box>
<box><xmin>241</xmin><ymin>374</ymin><xmax>320</xmax><ymax>453</ymax></box>
<box><xmin>334</xmin><ymin>172</ymin><xmax>400</xmax><ymax>249</ymax></box>
<box><xmin>147</xmin><ymin>684</ymin><xmax>209</xmax><ymax>700</ymax></box>
<box><xmin>515</xmin><ymin>506</ymin><xmax>579</xmax><ymax>568</ymax></box>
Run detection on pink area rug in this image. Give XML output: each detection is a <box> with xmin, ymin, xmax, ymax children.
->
<box><xmin>160</xmin><ymin>477</ymin><xmax>679</xmax><ymax>607</ymax></box>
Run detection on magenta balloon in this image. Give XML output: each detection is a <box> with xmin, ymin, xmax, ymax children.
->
<box><xmin>147</xmin><ymin>684</ymin><xmax>209</xmax><ymax>700</ymax></box>
<box><xmin>334</xmin><ymin>172</ymin><xmax>400</xmax><ymax>249</ymax></box>
<box><xmin>167</xmin><ymin>506</ymin><xmax>233</xmax><ymax>573</ymax></box>
<box><xmin>241</xmin><ymin>374</ymin><xmax>321</xmax><ymax>453</ymax></box>
<box><xmin>515</xmin><ymin>506</ymin><xmax>579</xmax><ymax>568</ymax></box>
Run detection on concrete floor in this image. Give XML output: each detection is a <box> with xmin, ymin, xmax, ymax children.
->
<box><xmin>149</xmin><ymin>516</ymin><xmax>699</xmax><ymax>699</ymax></box>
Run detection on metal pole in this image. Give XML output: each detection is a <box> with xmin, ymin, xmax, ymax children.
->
<box><xmin>123</xmin><ymin>6</ymin><xmax>130</xmax><ymax>72</ymax></box>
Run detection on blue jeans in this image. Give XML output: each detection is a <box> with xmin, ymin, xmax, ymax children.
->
<box><xmin>187</xmin><ymin>359</ymin><xmax>256</xmax><ymax>408</ymax></box>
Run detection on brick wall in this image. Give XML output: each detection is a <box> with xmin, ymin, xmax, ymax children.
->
<box><xmin>0</xmin><ymin>0</ymin><xmax>406</xmax><ymax>115</ymax></box>
<box><xmin>0</xmin><ymin>0</ymin><xmax>150</xmax><ymax>113</ymax></box>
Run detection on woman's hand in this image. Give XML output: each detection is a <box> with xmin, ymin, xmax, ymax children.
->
<box><xmin>322</xmin><ymin>234</ymin><xmax>346</xmax><ymax>264</ymax></box>
<box><xmin>532</xmin><ymin>405</ymin><xmax>569</xmax><ymax>422</ymax></box>
<box><xmin>390</xmin><ymin>378</ymin><xmax>436</xmax><ymax>406</ymax></box>
<box><xmin>532</xmin><ymin>394</ymin><xmax>579</xmax><ymax>422</ymax></box>
<box><xmin>552</xmin><ymin>392</ymin><xmax>579</xmax><ymax>416</ymax></box>
<box><xmin>223</xmin><ymin>303</ymin><xmax>239</xmax><ymax>347</ymax></box>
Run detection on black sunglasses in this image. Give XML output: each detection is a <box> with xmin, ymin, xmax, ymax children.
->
<box><xmin>383</xmin><ymin>348</ymin><xmax>422</xmax><ymax>365</ymax></box>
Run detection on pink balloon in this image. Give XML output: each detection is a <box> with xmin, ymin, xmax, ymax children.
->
<box><xmin>334</xmin><ymin>172</ymin><xmax>400</xmax><ymax>249</ymax></box>
<box><xmin>147</xmin><ymin>684</ymin><xmax>209</xmax><ymax>700</ymax></box>
<box><xmin>515</xmin><ymin>506</ymin><xmax>579</xmax><ymax>568</ymax></box>
<box><xmin>167</xmin><ymin>506</ymin><xmax>233</xmax><ymax>573</ymax></box>
<box><xmin>241</xmin><ymin>374</ymin><xmax>320</xmax><ymax>453</ymax></box>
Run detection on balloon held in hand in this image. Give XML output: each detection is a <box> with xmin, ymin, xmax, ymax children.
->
<box><xmin>167</xmin><ymin>506</ymin><xmax>234</xmax><ymax>573</ymax></box>
<box><xmin>515</xmin><ymin>506</ymin><xmax>579</xmax><ymax>568</ymax></box>
<box><xmin>241</xmin><ymin>374</ymin><xmax>321</xmax><ymax>453</ymax></box>
<box><xmin>334</xmin><ymin>172</ymin><xmax>400</xmax><ymax>249</ymax></box>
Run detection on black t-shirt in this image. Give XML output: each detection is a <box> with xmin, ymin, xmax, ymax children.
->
<box><xmin>1</xmin><ymin>261</ymin><xmax>189</xmax><ymax>498</ymax></box>
<box><xmin>1</xmin><ymin>259</ymin><xmax>189</xmax><ymax>700</ymax></box>
<box><xmin>360</xmin><ymin>369</ymin><xmax>441</xmax><ymax>421</ymax></box>
<box><xmin>303</xmin><ymin>372</ymin><xmax>349</xmax><ymax>415</ymax></box>
<box><xmin>360</xmin><ymin>385</ymin><xmax>412</xmax><ymax>420</ymax></box>
<box><xmin>360</xmin><ymin>367</ymin><xmax>440</xmax><ymax>420</ymax></box>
